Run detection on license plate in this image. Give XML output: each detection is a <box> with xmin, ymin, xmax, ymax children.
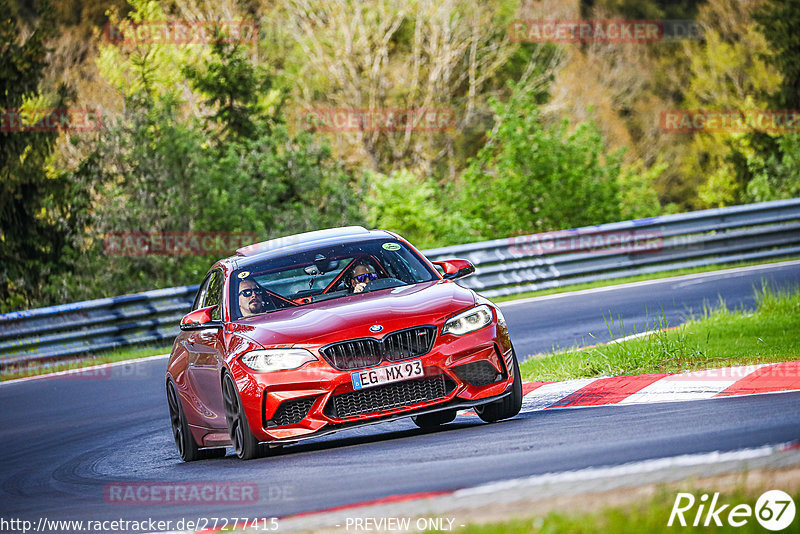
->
<box><xmin>351</xmin><ymin>359</ymin><xmax>424</xmax><ymax>390</ymax></box>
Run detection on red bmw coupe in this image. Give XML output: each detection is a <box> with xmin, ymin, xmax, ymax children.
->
<box><xmin>166</xmin><ymin>226</ymin><xmax>522</xmax><ymax>460</ymax></box>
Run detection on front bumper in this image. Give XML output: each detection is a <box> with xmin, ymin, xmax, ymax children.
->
<box><xmin>231</xmin><ymin>323</ymin><xmax>514</xmax><ymax>442</ymax></box>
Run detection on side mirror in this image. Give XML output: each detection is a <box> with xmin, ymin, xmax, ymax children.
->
<box><xmin>180</xmin><ymin>305</ymin><xmax>222</xmax><ymax>330</ymax></box>
<box><xmin>432</xmin><ymin>259</ymin><xmax>476</xmax><ymax>280</ymax></box>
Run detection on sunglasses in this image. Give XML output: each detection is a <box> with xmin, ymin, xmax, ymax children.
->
<box><xmin>239</xmin><ymin>288</ymin><xmax>262</xmax><ymax>297</ymax></box>
<box><xmin>353</xmin><ymin>272</ymin><xmax>378</xmax><ymax>283</ymax></box>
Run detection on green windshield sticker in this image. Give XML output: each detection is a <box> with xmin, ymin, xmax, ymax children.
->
<box><xmin>382</xmin><ymin>243</ymin><xmax>401</xmax><ymax>251</ymax></box>
<box><xmin>237</xmin><ymin>271</ymin><xmax>250</xmax><ymax>279</ymax></box>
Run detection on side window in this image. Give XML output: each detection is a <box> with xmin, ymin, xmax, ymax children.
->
<box><xmin>204</xmin><ymin>270</ymin><xmax>224</xmax><ymax>321</ymax></box>
<box><xmin>192</xmin><ymin>274</ymin><xmax>212</xmax><ymax>311</ymax></box>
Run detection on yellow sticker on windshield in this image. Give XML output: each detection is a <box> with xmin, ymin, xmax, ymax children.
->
<box><xmin>382</xmin><ymin>243</ymin><xmax>401</xmax><ymax>251</ymax></box>
<box><xmin>238</xmin><ymin>271</ymin><xmax>250</xmax><ymax>279</ymax></box>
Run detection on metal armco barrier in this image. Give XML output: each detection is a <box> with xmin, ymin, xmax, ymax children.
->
<box><xmin>424</xmin><ymin>197</ymin><xmax>800</xmax><ymax>298</ymax></box>
<box><xmin>1</xmin><ymin>198</ymin><xmax>799</xmax><ymax>366</ymax></box>
<box><xmin>0</xmin><ymin>286</ymin><xmax>200</xmax><ymax>367</ymax></box>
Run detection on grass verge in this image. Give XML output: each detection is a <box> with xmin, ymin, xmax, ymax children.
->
<box><xmin>0</xmin><ymin>343</ymin><xmax>171</xmax><ymax>382</ymax></box>
<box><xmin>520</xmin><ymin>283</ymin><xmax>800</xmax><ymax>382</ymax></box>
<box><xmin>453</xmin><ymin>484</ymin><xmax>800</xmax><ymax>534</ymax></box>
<box><xmin>492</xmin><ymin>256</ymin><xmax>800</xmax><ymax>303</ymax></box>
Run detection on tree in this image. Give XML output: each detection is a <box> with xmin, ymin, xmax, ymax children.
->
<box><xmin>754</xmin><ymin>0</ymin><xmax>800</xmax><ymax>110</ymax></box>
<box><xmin>53</xmin><ymin>30</ymin><xmax>367</xmax><ymax>301</ymax></box>
<box><xmin>183</xmin><ymin>42</ymin><xmax>279</xmax><ymax>140</ymax></box>
<box><xmin>0</xmin><ymin>0</ymin><xmax>80</xmax><ymax>312</ymax></box>
<box><xmin>275</xmin><ymin>0</ymin><xmax>561</xmax><ymax>178</ymax></box>
<box><xmin>366</xmin><ymin>169</ymin><xmax>472</xmax><ymax>248</ymax></box>
<box><xmin>742</xmin><ymin>0</ymin><xmax>800</xmax><ymax>202</ymax></box>
<box><xmin>461</xmin><ymin>83</ymin><xmax>622</xmax><ymax>239</ymax></box>
<box><xmin>680</xmin><ymin>0</ymin><xmax>781</xmax><ymax>208</ymax></box>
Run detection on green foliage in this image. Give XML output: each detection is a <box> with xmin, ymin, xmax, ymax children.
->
<box><xmin>183</xmin><ymin>43</ymin><xmax>280</xmax><ymax>140</ymax></box>
<box><xmin>461</xmin><ymin>84</ymin><xmax>623</xmax><ymax>239</ymax></box>
<box><xmin>745</xmin><ymin>133</ymin><xmax>800</xmax><ymax>202</ymax></box>
<box><xmin>618</xmin><ymin>159</ymin><xmax>665</xmax><ymax>220</ymax></box>
<box><xmin>740</xmin><ymin>0</ymin><xmax>800</xmax><ymax>204</ymax></box>
<box><xmin>8</xmin><ymin>0</ymin><xmax>800</xmax><ymax>313</ymax></box>
<box><xmin>0</xmin><ymin>0</ymin><xmax>82</xmax><ymax>312</ymax></box>
<box><xmin>273</xmin><ymin>0</ymin><xmax>561</xmax><ymax>178</ymax></box>
<box><xmin>680</xmin><ymin>0</ymin><xmax>782</xmax><ymax>209</ymax></box>
<box><xmin>96</xmin><ymin>0</ymin><xmax>214</xmax><ymax>99</ymax></box>
<box><xmin>754</xmin><ymin>0</ymin><xmax>800</xmax><ymax>109</ymax></box>
<box><xmin>44</xmin><ymin>29</ymin><xmax>367</xmax><ymax>301</ymax></box>
<box><xmin>582</xmin><ymin>0</ymin><xmax>701</xmax><ymax>19</ymax></box>
<box><xmin>366</xmin><ymin>169</ymin><xmax>473</xmax><ymax>249</ymax></box>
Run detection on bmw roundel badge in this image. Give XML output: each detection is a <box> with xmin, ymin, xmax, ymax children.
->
<box><xmin>369</xmin><ymin>324</ymin><xmax>383</xmax><ymax>333</ymax></box>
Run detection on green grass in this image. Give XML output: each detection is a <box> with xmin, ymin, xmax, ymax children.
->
<box><xmin>452</xmin><ymin>485</ymin><xmax>800</xmax><ymax>534</ymax></box>
<box><xmin>492</xmin><ymin>256</ymin><xmax>800</xmax><ymax>303</ymax></box>
<box><xmin>520</xmin><ymin>283</ymin><xmax>800</xmax><ymax>382</ymax></box>
<box><xmin>0</xmin><ymin>343</ymin><xmax>171</xmax><ymax>382</ymax></box>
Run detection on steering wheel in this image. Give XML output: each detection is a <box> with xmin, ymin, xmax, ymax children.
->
<box><xmin>359</xmin><ymin>277</ymin><xmax>404</xmax><ymax>292</ymax></box>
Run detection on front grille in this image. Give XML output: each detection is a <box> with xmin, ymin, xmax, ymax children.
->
<box><xmin>320</xmin><ymin>326</ymin><xmax>436</xmax><ymax>370</ymax></box>
<box><xmin>266</xmin><ymin>397</ymin><xmax>315</xmax><ymax>428</ymax></box>
<box><xmin>453</xmin><ymin>360</ymin><xmax>504</xmax><ymax>387</ymax></box>
<box><xmin>324</xmin><ymin>375</ymin><xmax>454</xmax><ymax>419</ymax></box>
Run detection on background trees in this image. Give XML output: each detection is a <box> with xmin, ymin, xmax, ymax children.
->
<box><xmin>1</xmin><ymin>0</ymin><xmax>798</xmax><ymax>310</ymax></box>
<box><xmin>460</xmin><ymin>84</ymin><xmax>623</xmax><ymax>239</ymax></box>
<box><xmin>0</xmin><ymin>0</ymin><xmax>83</xmax><ymax>311</ymax></box>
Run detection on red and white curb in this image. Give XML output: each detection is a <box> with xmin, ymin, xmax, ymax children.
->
<box><xmin>163</xmin><ymin>361</ymin><xmax>800</xmax><ymax>534</ymax></box>
<box><xmin>515</xmin><ymin>361</ymin><xmax>800</xmax><ymax>412</ymax></box>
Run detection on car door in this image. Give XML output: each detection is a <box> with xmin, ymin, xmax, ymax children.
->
<box><xmin>184</xmin><ymin>269</ymin><xmax>227</xmax><ymax>429</ymax></box>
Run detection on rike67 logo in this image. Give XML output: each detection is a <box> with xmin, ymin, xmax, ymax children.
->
<box><xmin>668</xmin><ymin>490</ymin><xmax>796</xmax><ymax>531</ymax></box>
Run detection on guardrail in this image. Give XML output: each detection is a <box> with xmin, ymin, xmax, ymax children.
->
<box><xmin>424</xmin><ymin>197</ymin><xmax>800</xmax><ymax>298</ymax></box>
<box><xmin>1</xmin><ymin>198</ymin><xmax>799</xmax><ymax>367</ymax></box>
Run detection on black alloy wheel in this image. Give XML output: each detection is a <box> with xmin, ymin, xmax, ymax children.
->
<box><xmin>222</xmin><ymin>373</ymin><xmax>266</xmax><ymax>460</ymax></box>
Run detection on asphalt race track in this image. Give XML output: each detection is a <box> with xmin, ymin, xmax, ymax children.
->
<box><xmin>1</xmin><ymin>262</ymin><xmax>798</xmax><ymax>527</ymax></box>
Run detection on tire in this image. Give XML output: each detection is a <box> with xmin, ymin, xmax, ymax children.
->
<box><xmin>222</xmin><ymin>373</ymin><xmax>266</xmax><ymax>460</ymax></box>
<box><xmin>412</xmin><ymin>409</ymin><xmax>457</xmax><ymax>429</ymax></box>
<box><xmin>166</xmin><ymin>381</ymin><xmax>225</xmax><ymax>461</ymax></box>
<box><xmin>475</xmin><ymin>348</ymin><xmax>523</xmax><ymax>423</ymax></box>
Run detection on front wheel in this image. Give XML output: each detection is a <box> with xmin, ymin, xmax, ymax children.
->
<box><xmin>166</xmin><ymin>381</ymin><xmax>225</xmax><ymax>461</ymax></box>
<box><xmin>475</xmin><ymin>348</ymin><xmax>522</xmax><ymax>423</ymax></box>
<box><xmin>222</xmin><ymin>374</ymin><xmax>266</xmax><ymax>460</ymax></box>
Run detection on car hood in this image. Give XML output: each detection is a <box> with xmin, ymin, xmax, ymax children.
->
<box><xmin>232</xmin><ymin>280</ymin><xmax>476</xmax><ymax>348</ymax></box>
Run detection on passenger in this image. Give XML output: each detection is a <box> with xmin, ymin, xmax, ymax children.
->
<box><xmin>348</xmin><ymin>261</ymin><xmax>379</xmax><ymax>294</ymax></box>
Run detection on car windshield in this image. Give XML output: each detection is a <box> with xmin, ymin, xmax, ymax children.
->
<box><xmin>230</xmin><ymin>239</ymin><xmax>439</xmax><ymax>319</ymax></box>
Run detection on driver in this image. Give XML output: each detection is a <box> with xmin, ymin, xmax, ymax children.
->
<box><xmin>238</xmin><ymin>278</ymin><xmax>270</xmax><ymax>318</ymax></box>
<box><xmin>348</xmin><ymin>261</ymin><xmax>378</xmax><ymax>294</ymax></box>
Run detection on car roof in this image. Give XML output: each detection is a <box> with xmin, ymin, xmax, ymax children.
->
<box><xmin>221</xmin><ymin>226</ymin><xmax>401</xmax><ymax>270</ymax></box>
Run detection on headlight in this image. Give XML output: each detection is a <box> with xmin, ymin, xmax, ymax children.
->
<box><xmin>240</xmin><ymin>349</ymin><xmax>317</xmax><ymax>372</ymax></box>
<box><xmin>442</xmin><ymin>304</ymin><xmax>493</xmax><ymax>336</ymax></box>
